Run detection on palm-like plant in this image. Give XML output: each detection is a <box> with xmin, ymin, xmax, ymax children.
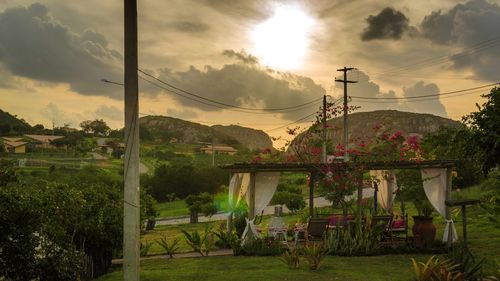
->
<box><xmin>156</xmin><ymin>236</ymin><xmax>180</xmax><ymax>259</ymax></box>
<box><xmin>412</xmin><ymin>256</ymin><xmax>464</xmax><ymax>281</ymax></box>
<box><xmin>302</xmin><ymin>244</ymin><xmax>327</xmax><ymax>270</ymax></box>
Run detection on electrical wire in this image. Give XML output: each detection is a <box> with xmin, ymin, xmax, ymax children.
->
<box><xmin>138</xmin><ymin>68</ymin><xmax>323</xmax><ymax>112</ymax></box>
<box><xmin>350</xmin><ymin>83</ymin><xmax>498</xmax><ymax>101</ymax></box>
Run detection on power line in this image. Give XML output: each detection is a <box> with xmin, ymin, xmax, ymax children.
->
<box><xmin>138</xmin><ymin>68</ymin><xmax>322</xmax><ymax>112</ymax></box>
<box><xmin>350</xmin><ymin>83</ymin><xmax>498</xmax><ymax>100</ymax></box>
<box><xmin>139</xmin><ymin>74</ymin><xmax>322</xmax><ymax>114</ymax></box>
<box><xmin>370</xmin><ymin>35</ymin><xmax>500</xmax><ymax>77</ymax></box>
<box><xmin>265</xmin><ymin>111</ymin><xmax>318</xmax><ymax>133</ymax></box>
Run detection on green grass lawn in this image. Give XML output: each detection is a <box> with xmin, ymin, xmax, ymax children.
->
<box><xmin>156</xmin><ymin>200</ymin><xmax>189</xmax><ymax>218</ymax></box>
<box><xmin>98</xmin><ymin>255</ymin><xmax>431</xmax><ymax>281</ymax></box>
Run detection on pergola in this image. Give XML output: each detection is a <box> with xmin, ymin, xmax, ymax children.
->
<box><xmin>221</xmin><ymin>159</ymin><xmax>458</xmax><ymax>246</ymax></box>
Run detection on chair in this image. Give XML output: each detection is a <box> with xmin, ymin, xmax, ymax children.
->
<box><xmin>305</xmin><ymin>217</ymin><xmax>329</xmax><ymax>245</ymax></box>
<box><xmin>389</xmin><ymin>213</ymin><xmax>409</xmax><ymax>243</ymax></box>
<box><xmin>370</xmin><ymin>215</ymin><xmax>393</xmax><ymax>242</ymax></box>
<box><xmin>268</xmin><ymin>217</ymin><xmax>288</xmax><ymax>245</ymax></box>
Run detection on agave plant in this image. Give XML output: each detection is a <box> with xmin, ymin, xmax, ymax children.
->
<box><xmin>156</xmin><ymin>236</ymin><xmax>180</xmax><ymax>259</ymax></box>
<box><xmin>181</xmin><ymin>224</ymin><xmax>214</xmax><ymax>256</ymax></box>
<box><xmin>411</xmin><ymin>256</ymin><xmax>464</xmax><ymax>281</ymax></box>
<box><xmin>280</xmin><ymin>246</ymin><xmax>300</xmax><ymax>269</ymax></box>
<box><xmin>302</xmin><ymin>244</ymin><xmax>327</xmax><ymax>270</ymax></box>
<box><xmin>140</xmin><ymin>240</ymin><xmax>154</xmax><ymax>257</ymax></box>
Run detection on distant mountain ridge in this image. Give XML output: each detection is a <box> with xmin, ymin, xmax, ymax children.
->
<box><xmin>139</xmin><ymin>115</ymin><xmax>274</xmax><ymax>150</ymax></box>
<box><xmin>0</xmin><ymin>109</ymin><xmax>32</xmax><ymax>135</ymax></box>
<box><xmin>291</xmin><ymin>110</ymin><xmax>462</xmax><ymax>148</ymax></box>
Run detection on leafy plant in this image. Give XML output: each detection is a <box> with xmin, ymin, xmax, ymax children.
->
<box><xmin>411</xmin><ymin>256</ymin><xmax>464</xmax><ymax>281</ymax></box>
<box><xmin>326</xmin><ymin>221</ymin><xmax>382</xmax><ymax>256</ymax></box>
<box><xmin>181</xmin><ymin>224</ymin><xmax>214</xmax><ymax>256</ymax></box>
<box><xmin>156</xmin><ymin>236</ymin><xmax>180</xmax><ymax>259</ymax></box>
<box><xmin>280</xmin><ymin>246</ymin><xmax>300</xmax><ymax>269</ymax></box>
<box><xmin>301</xmin><ymin>244</ymin><xmax>327</xmax><ymax>270</ymax></box>
<box><xmin>446</xmin><ymin>243</ymin><xmax>484</xmax><ymax>280</ymax></box>
<box><xmin>213</xmin><ymin>228</ymin><xmax>238</xmax><ymax>249</ymax></box>
<box><xmin>239</xmin><ymin>238</ymin><xmax>285</xmax><ymax>256</ymax></box>
<box><xmin>140</xmin><ymin>240</ymin><xmax>154</xmax><ymax>257</ymax></box>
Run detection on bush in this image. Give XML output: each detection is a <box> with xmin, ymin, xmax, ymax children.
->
<box><xmin>156</xmin><ymin>236</ymin><xmax>180</xmax><ymax>258</ymax></box>
<box><xmin>280</xmin><ymin>246</ymin><xmax>301</xmax><ymax>269</ymax></box>
<box><xmin>239</xmin><ymin>238</ymin><xmax>285</xmax><ymax>256</ymax></box>
<box><xmin>411</xmin><ymin>256</ymin><xmax>463</xmax><ymax>281</ymax></box>
<box><xmin>302</xmin><ymin>244</ymin><xmax>327</xmax><ymax>270</ymax></box>
<box><xmin>185</xmin><ymin>192</ymin><xmax>218</xmax><ymax>218</ymax></box>
<box><xmin>181</xmin><ymin>224</ymin><xmax>214</xmax><ymax>256</ymax></box>
<box><xmin>326</xmin><ymin>221</ymin><xmax>382</xmax><ymax>256</ymax></box>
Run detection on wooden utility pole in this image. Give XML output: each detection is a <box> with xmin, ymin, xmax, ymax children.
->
<box><xmin>335</xmin><ymin>67</ymin><xmax>357</xmax><ymax>162</ymax></box>
<box><xmin>322</xmin><ymin>95</ymin><xmax>327</xmax><ymax>163</ymax></box>
<box><xmin>123</xmin><ymin>0</ymin><xmax>140</xmax><ymax>279</ymax></box>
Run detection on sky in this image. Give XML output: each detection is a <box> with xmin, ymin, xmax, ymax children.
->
<box><xmin>1</xmin><ymin>0</ymin><xmax>499</xmax><ymax>146</ymax></box>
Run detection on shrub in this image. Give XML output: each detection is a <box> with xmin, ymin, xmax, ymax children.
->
<box><xmin>140</xmin><ymin>240</ymin><xmax>154</xmax><ymax>257</ymax></box>
<box><xmin>411</xmin><ymin>256</ymin><xmax>463</xmax><ymax>281</ymax></box>
<box><xmin>302</xmin><ymin>244</ymin><xmax>327</xmax><ymax>270</ymax></box>
<box><xmin>156</xmin><ymin>237</ymin><xmax>180</xmax><ymax>259</ymax></box>
<box><xmin>181</xmin><ymin>224</ymin><xmax>214</xmax><ymax>256</ymax></box>
<box><xmin>446</xmin><ymin>243</ymin><xmax>484</xmax><ymax>281</ymax></box>
<box><xmin>239</xmin><ymin>238</ymin><xmax>285</xmax><ymax>256</ymax></box>
<box><xmin>280</xmin><ymin>246</ymin><xmax>301</xmax><ymax>269</ymax></box>
<box><xmin>326</xmin><ymin>222</ymin><xmax>382</xmax><ymax>256</ymax></box>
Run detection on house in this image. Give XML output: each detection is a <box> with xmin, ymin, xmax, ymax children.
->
<box><xmin>97</xmin><ymin>138</ymin><xmax>125</xmax><ymax>155</ymax></box>
<box><xmin>200</xmin><ymin>145</ymin><xmax>237</xmax><ymax>155</ymax></box>
<box><xmin>24</xmin><ymin>134</ymin><xmax>65</xmax><ymax>149</ymax></box>
<box><xmin>3</xmin><ymin>140</ymin><xmax>27</xmax><ymax>153</ymax></box>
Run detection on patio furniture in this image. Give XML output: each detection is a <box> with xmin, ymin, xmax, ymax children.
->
<box><xmin>294</xmin><ymin>223</ymin><xmax>307</xmax><ymax>246</ymax></box>
<box><xmin>268</xmin><ymin>217</ymin><xmax>288</xmax><ymax>245</ymax></box>
<box><xmin>370</xmin><ymin>215</ymin><xmax>393</xmax><ymax>242</ymax></box>
<box><xmin>389</xmin><ymin>213</ymin><xmax>409</xmax><ymax>243</ymax></box>
<box><xmin>305</xmin><ymin>217</ymin><xmax>329</xmax><ymax>245</ymax></box>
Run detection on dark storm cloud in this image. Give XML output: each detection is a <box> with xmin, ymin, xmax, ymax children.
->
<box><xmin>152</xmin><ymin>64</ymin><xmax>325</xmax><ymax>120</ymax></box>
<box><xmin>420</xmin><ymin>0</ymin><xmax>500</xmax><ymax>81</ymax></box>
<box><xmin>361</xmin><ymin>7</ymin><xmax>411</xmax><ymax>41</ymax></box>
<box><xmin>171</xmin><ymin>20</ymin><xmax>210</xmax><ymax>33</ymax></box>
<box><xmin>336</xmin><ymin>71</ymin><xmax>448</xmax><ymax>117</ymax></box>
<box><xmin>0</xmin><ymin>3</ymin><xmax>122</xmax><ymax>98</ymax></box>
<box><xmin>222</xmin><ymin>50</ymin><xmax>258</xmax><ymax>65</ymax></box>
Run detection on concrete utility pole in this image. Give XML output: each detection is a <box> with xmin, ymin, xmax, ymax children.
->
<box><xmin>322</xmin><ymin>95</ymin><xmax>327</xmax><ymax>163</ymax></box>
<box><xmin>123</xmin><ymin>0</ymin><xmax>140</xmax><ymax>280</ymax></box>
<box><xmin>335</xmin><ymin>67</ymin><xmax>357</xmax><ymax>162</ymax></box>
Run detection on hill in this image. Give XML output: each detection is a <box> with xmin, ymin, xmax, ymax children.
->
<box><xmin>0</xmin><ymin>109</ymin><xmax>32</xmax><ymax>136</ymax></box>
<box><xmin>212</xmin><ymin>125</ymin><xmax>274</xmax><ymax>150</ymax></box>
<box><xmin>291</xmin><ymin>110</ymin><xmax>462</xmax><ymax>149</ymax></box>
<box><xmin>139</xmin><ymin>116</ymin><xmax>274</xmax><ymax>150</ymax></box>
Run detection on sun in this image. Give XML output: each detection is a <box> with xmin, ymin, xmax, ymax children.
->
<box><xmin>251</xmin><ymin>5</ymin><xmax>315</xmax><ymax>70</ymax></box>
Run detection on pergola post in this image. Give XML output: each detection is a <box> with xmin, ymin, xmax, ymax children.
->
<box><xmin>445</xmin><ymin>167</ymin><xmax>453</xmax><ymax>247</ymax></box>
<box><xmin>248</xmin><ymin>172</ymin><xmax>256</xmax><ymax>219</ymax></box>
<box><xmin>356</xmin><ymin>171</ymin><xmax>363</xmax><ymax>222</ymax></box>
<box><xmin>309</xmin><ymin>171</ymin><xmax>315</xmax><ymax>217</ymax></box>
<box><xmin>227</xmin><ymin>172</ymin><xmax>234</xmax><ymax>233</ymax></box>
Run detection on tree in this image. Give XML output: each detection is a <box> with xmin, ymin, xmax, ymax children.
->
<box><xmin>80</xmin><ymin>119</ymin><xmax>110</xmax><ymax>136</ymax></box>
<box><xmin>464</xmin><ymin>87</ymin><xmax>500</xmax><ymax>174</ymax></box>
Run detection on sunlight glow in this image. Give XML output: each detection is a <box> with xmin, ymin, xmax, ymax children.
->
<box><xmin>251</xmin><ymin>5</ymin><xmax>315</xmax><ymax>70</ymax></box>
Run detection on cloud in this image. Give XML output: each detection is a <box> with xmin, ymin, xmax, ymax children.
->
<box><xmin>166</xmin><ymin>108</ymin><xmax>199</xmax><ymax>120</ymax></box>
<box><xmin>336</xmin><ymin>71</ymin><xmax>448</xmax><ymax>117</ymax></box>
<box><xmin>420</xmin><ymin>0</ymin><xmax>500</xmax><ymax>81</ymax></box>
<box><xmin>40</xmin><ymin>102</ymin><xmax>85</xmax><ymax>127</ymax></box>
<box><xmin>170</xmin><ymin>20</ymin><xmax>210</xmax><ymax>33</ymax></box>
<box><xmin>361</xmin><ymin>7</ymin><xmax>412</xmax><ymax>41</ymax></box>
<box><xmin>0</xmin><ymin>3</ymin><xmax>123</xmax><ymax>98</ymax></box>
<box><xmin>94</xmin><ymin>105</ymin><xmax>123</xmax><ymax>122</ymax></box>
<box><xmin>148</xmin><ymin>64</ymin><xmax>325</xmax><ymax>120</ymax></box>
<box><xmin>222</xmin><ymin>49</ymin><xmax>258</xmax><ymax>65</ymax></box>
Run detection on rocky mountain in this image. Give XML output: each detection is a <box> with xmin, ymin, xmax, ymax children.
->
<box><xmin>139</xmin><ymin>115</ymin><xmax>274</xmax><ymax>150</ymax></box>
<box><xmin>0</xmin><ymin>109</ymin><xmax>32</xmax><ymax>136</ymax></box>
<box><xmin>212</xmin><ymin>125</ymin><xmax>274</xmax><ymax>150</ymax></box>
<box><xmin>291</xmin><ymin>110</ymin><xmax>462</xmax><ymax>148</ymax></box>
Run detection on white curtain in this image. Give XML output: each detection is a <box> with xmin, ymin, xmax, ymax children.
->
<box><xmin>241</xmin><ymin>172</ymin><xmax>280</xmax><ymax>243</ymax></box>
<box><xmin>370</xmin><ymin>170</ymin><xmax>397</xmax><ymax>211</ymax></box>
<box><xmin>246</xmin><ymin>172</ymin><xmax>281</xmax><ymax>218</ymax></box>
<box><xmin>421</xmin><ymin>168</ymin><xmax>457</xmax><ymax>243</ymax></box>
<box><xmin>228</xmin><ymin>173</ymin><xmax>250</xmax><ymax>212</ymax></box>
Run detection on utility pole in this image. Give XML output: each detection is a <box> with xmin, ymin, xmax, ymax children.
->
<box><xmin>335</xmin><ymin>67</ymin><xmax>357</xmax><ymax>162</ymax></box>
<box><xmin>322</xmin><ymin>95</ymin><xmax>327</xmax><ymax>163</ymax></box>
<box><xmin>123</xmin><ymin>0</ymin><xmax>140</xmax><ymax>280</ymax></box>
